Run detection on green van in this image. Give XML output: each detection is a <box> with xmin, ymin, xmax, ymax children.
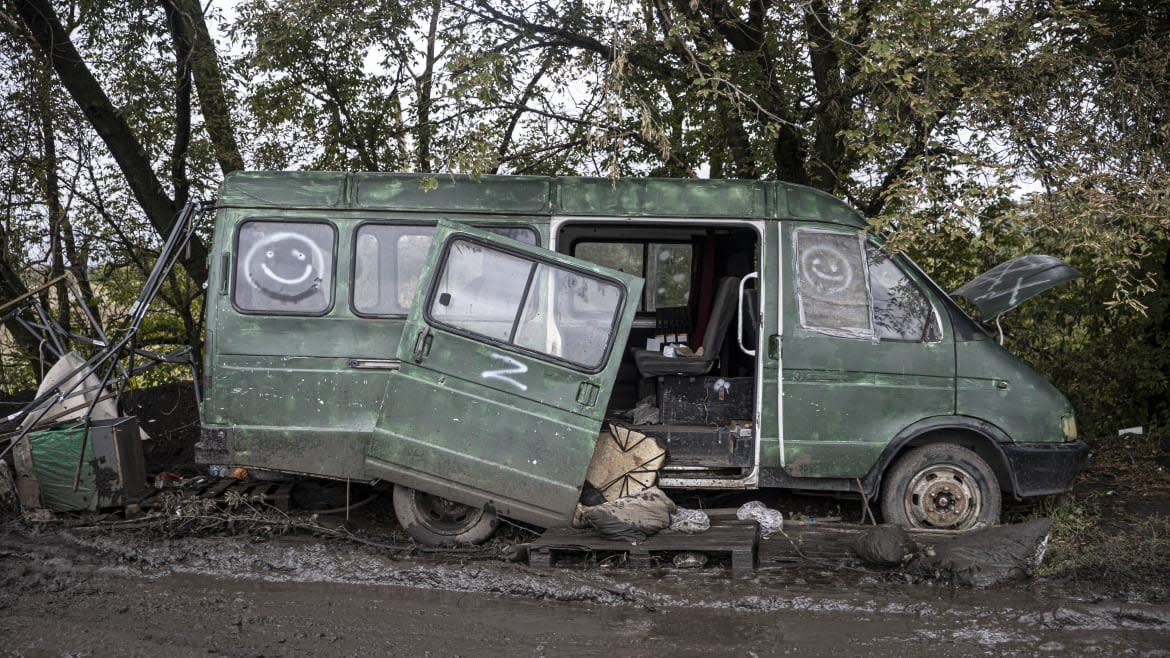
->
<box><xmin>196</xmin><ymin>172</ymin><xmax>1088</xmax><ymax>545</ymax></box>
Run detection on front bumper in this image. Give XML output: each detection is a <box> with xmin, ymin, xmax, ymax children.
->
<box><xmin>1002</xmin><ymin>440</ymin><xmax>1090</xmax><ymax>497</ymax></box>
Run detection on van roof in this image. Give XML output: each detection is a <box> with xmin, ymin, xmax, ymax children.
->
<box><xmin>217</xmin><ymin>171</ymin><xmax>866</xmax><ymax>228</ymax></box>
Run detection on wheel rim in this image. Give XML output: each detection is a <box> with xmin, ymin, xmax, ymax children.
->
<box><xmin>902</xmin><ymin>464</ymin><xmax>982</xmax><ymax>529</ymax></box>
<box><xmin>412</xmin><ymin>491</ymin><xmax>485</xmax><ymax>536</ymax></box>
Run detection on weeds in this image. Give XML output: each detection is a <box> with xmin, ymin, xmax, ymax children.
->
<box><xmin>1033</xmin><ymin>433</ymin><xmax>1170</xmax><ymax>600</ymax></box>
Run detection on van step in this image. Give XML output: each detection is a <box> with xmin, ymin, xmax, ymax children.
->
<box><xmin>636</xmin><ymin>424</ymin><xmax>752</xmax><ymax>467</ymax></box>
<box><xmin>527</xmin><ymin>523</ymin><xmax>758</xmax><ymax>571</ymax></box>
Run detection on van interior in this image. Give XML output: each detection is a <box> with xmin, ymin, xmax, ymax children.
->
<box><xmin>556</xmin><ymin>222</ymin><xmax>761</xmax><ymax>479</ymax></box>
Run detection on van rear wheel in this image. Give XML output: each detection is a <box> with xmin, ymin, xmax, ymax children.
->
<box><xmin>392</xmin><ymin>485</ymin><xmax>499</xmax><ymax>546</ymax></box>
<box><xmin>880</xmin><ymin>444</ymin><xmax>1001</xmax><ymax>531</ymax></box>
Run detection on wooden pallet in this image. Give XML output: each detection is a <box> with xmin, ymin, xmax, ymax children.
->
<box><xmin>528</xmin><ymin>523</ymin><xmax>758</xmax><ymax>572</ymax></box>
<box><xmin>191</xmin><ymin>478</ymin><xmax>292</xmax><ymax>512</ymax></box>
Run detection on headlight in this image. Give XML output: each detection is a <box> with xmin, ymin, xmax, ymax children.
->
<box><xmin>1062</xmin><ymin>414</ymin><xmax>1078</xmax><ymax>441</ymax></box>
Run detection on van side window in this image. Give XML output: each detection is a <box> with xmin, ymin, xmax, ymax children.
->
<box><xmin>794</xmin><ymin>229</ymin><xmax>872</xmax><ymax>338</ymax></box>
<box><xmin>866</xmin><ymin>244</ymin><xmax>939</xmax><ymax>341</ymax></box>
<box><xmin>353</xmin><ymin>224</ymin><xmax>537</xmax><ymax>316</ymax></box>
<box><xmin>574</xmin><ymin>241</ymin><xmax>690</xmax><ymax>311</ymax></box>
<box><xmin>431</xmin><ymin>239</ymin><xmax>622</xmax><ymax>370</ymax></box>
<box><xmin>354</xmin><ymin>225</ymin><xmax>433</xmax><ymax>315</ymax></box>
<box><xmin>234</xmin><ymin>220</ymin><xmax>334</xmax><ymax>314</ymax></box>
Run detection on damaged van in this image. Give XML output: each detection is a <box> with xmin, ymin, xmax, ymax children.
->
<box><xmin>196</xmin><ymin>172</ymin><xmax>1089</xmax><ymax>545</ymax></box>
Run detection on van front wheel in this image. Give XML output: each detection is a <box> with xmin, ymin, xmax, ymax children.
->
<box><xmin>392</xmin><ymin>485</ymin><xmax>499</xmax><ymax>546</ymax></box>
<box><xmin>880</xmin><ymin>444</ymin><xmax>1001</xmax><ymax>531</ymax></box>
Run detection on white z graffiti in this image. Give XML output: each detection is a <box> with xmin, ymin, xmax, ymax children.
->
<box><xmin>482</xmin><ymin>353</ymin><xmax>528</xmax><ymax>391</ymax></box>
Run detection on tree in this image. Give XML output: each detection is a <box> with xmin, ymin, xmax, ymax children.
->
<box><xmin>0</xmin><ymin>0</ymin><xmax>244</xmax><ymax>382</ymax></box>
<box><xmin>0</xmin><ymin>0</ymin><xmax>1165</xmax><ymax>431</ymax></box>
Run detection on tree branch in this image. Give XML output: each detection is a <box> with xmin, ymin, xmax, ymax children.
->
<box><xmin>13</xmin><ymin>0</ymin><xmax>208</xmax><ymax>283</ymax></box>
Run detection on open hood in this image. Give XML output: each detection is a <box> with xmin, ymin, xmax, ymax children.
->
<box><xmin>952</xmin><ymin>255</ymin><xmax>1081</xmax><ymax>321</ymax></box>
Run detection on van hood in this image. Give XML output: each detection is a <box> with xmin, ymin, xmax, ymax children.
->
<box><xmin>952</xmin><ymin>255</ymin><xmax>1081</xmax><ymax>321</ymax></box>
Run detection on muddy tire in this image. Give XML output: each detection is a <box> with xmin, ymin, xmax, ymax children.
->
<box><xmin>392</xmin><ymin>485</ymin><xmax>499</xmax><ymax>546</ymax></box>
<box><xmin>880</xmin><ymin>444</ymin><xmax>1001</xmax><ymax>531</ymax></box>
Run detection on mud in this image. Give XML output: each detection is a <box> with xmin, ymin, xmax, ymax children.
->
<box><xmin>2</xmin><ymin>517</ymin><xmax>1169</xmax><ymax>656</ymax></box>
<box><xmin>3</xmin><ymin>385</ymin><xmax>1169</xmax><ymax>655</ymax></box>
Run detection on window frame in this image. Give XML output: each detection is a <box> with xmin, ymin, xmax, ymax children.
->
<box><xmin>792</xmin><ymin>227</ymin><xmax>945</xmax><ymax>343</ymax></box>
<box><xmin>231</xmin><ymin>217</ymin><xmax>338</xmax><ymax>317</ymax></box>
<box><xmin>423</xmin><ymin>234</ymin><xmax>627</xmax><ymax>374</ymax></box>
<box><xmin>793</xmin><ymin>227</ymin><xmax>874</xmax><ymax>339</ymax></box>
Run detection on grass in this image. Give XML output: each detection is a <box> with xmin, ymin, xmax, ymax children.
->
<box><xmin>1029</xmin><ymin>432</ymin><xmax>1170</xmax><ymax>600</ymax></box>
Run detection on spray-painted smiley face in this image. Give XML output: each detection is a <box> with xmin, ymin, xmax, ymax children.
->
<box><xmin>243</xmin><ymin>231</ymin><xmax>326</xmax><ymax>300</ymax></box>
<box><xmin>800</xmin><ymin>244</ymin><xmax>854</xmax><ymax>295</ymax></box>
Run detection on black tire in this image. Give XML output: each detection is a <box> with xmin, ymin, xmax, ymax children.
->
<box><xmin>880</xmin><ymin>444</ymin><xmax>1002</xmax><ymax>530</ymax></box>
<box><xmin>392</xmin><ymin>485</ymin><xmax>499</xmax><ymax>546</ymax></box>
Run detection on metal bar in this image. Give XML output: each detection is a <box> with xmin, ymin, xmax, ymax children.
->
<box><xmin>65</xmin><ymin>277</ymin><xmax>107</xmax><ymax>345</ymax></box>
<box><xmin>190</xmin><ymin>352</ymin><xmax>203</xmax><ymax>411</ymax></box>
<box><xmin>13</xmin><ymin>316</ymin><xmax>64</xmax><ymax>361</ymax></box>
<box><xmin>28</xmin><ymin>302</ymin><xmax>67</xmax><ymax>357</ymax></box>
<box><xmin>736</xmin><ymin>272</ymin><xmax>759</xmax><ymax>357</ymax></box>
<box><xmin>2</xmin><ymin>201</ymin><xmax>205</xmax><ymax>476</ymax></box>
<box><xmin>0</xmin><ymin>274</ymin><xmax>69</xmax><ymax>315</ymax></box>
<box><xmin>72</xmin><ymin>354</ymin><xmax>122</xmax><ymax>491</ymax></box>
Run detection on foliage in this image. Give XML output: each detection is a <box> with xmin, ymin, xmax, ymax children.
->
<box><xmin>0</xmin><ymin>0</ymin><xmax>1166</xmax><ymax>431</ymax></box>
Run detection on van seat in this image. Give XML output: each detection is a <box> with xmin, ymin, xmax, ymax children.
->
<box><xmin>632</xmin><ymin>276</ymin><xmax>739</xmax><ymax>378</ymax></box>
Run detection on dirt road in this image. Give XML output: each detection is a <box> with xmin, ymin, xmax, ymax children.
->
<box><xmin>3</xmin><ymin>524</ymin><xmax>1168</xmax><ymax>657</ymax></box>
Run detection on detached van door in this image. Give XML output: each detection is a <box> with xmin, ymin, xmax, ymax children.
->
<box><xmin>365</xmin><ymin>220</ymin><xmax>643</xmax><ymax>528</ymax></box>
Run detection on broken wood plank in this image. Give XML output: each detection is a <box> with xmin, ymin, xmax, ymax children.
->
<box><xmin>199</xmin><ymin>477</ymin><xmax>237</xmax><ymax>500</ymax></box>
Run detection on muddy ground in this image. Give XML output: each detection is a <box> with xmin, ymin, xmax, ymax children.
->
<box><xmin>2</xmin><ymin>383</ymin><xmax>1169</xmax><ymax>656</ymax></box>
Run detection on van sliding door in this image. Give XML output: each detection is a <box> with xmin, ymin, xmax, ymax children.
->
<box><xmin>365</xmin><ymin>220</ymin><xmax>643</xmax><ymax>528</ymax></box>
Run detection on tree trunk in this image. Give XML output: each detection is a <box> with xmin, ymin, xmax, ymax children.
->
<box><xmin>416</xmin><ymin>0</ymin><xmax>441</xmax><ymax>173</ymax></box>
<box><xmin>167</xmin><ymin>0</ymin><xmax>245</xmax><ymax>175</ymax></box>
<box><xmin>164</xmin><ymin>0</ymin><xmax>193</xmax><ymax>209</ymax></box>
<box><xmin>36</xmin><ymin>59</ymin><xmax>71</xmax><ymax>335</ymax></box>
<box><xmin>0</xmin><ymin>230</ymin><xmax>44</xmax><ymax>383</ymax></box>
<box><xmin>802</xmin><ymin>0</ymin><xmax>848</xmax><ymax>192</ymax></box>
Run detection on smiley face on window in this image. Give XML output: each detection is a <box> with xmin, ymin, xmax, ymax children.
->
<box><xmin>800</xmin><ymin>244</ymin><xmax>855</xmax><ymax>295</ymax></box>
<box><xmin>243</xmin><ymin>231</ymin><xmax>326</xmax><ymax>300</ymax></box>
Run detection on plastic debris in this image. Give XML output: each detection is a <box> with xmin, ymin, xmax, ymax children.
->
<box><xmin>630</xmin><ymin>394</ymin><xmax>660</xmax><ymax>426</ymax></box>
<box><xmin>669</xmin><ymin>507</ymin><xmax>711</xmax><ymax>534</ymax></box>
<box><xmin>736</xmin><ymin>500</ymin><xmax>784</xmax><ymax>537</ymax></box>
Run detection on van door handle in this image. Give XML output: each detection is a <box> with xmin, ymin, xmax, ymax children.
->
<box><xmin>347</xmin><ymin>359</ymin><xmax>401</xmax><ymax>370</ymax></box>
<box><xmin>576</xmin><ymin>382</ymin><xmax>600</xmax><ymax>406</ymax></box>
<box><xmin>737</xmin><ymin>272</ymin><xmax>759</xmax><ymax>356</ymax></box>
<box><xmin>412</xmin><ymin>327</ymin><xmax>433</xmax><ymax>362</ymax></box>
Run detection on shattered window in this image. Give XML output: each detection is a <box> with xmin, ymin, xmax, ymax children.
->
<box><xmin>431</xmin><ymin>238</ymin><xmax>622</xmax><ymax>370</ymax></box>
<box><xmin>866</xmin><ymin>244</ymin><xmax>938</xmax><ymax>341</ymax></box>
<box><xmin>234</xmin><ymin>220</ymin><xmax>334</xmax><ymax>314</ymax></box>
<box><xmin>794</xmin><ymin>229</ymin><xmax>872</xmax><ymax>338</ymax></box>
<box><xmin>353</xmin><ymin>224</ymin><xmax>537</xmax><ymax>316</ymax></box>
